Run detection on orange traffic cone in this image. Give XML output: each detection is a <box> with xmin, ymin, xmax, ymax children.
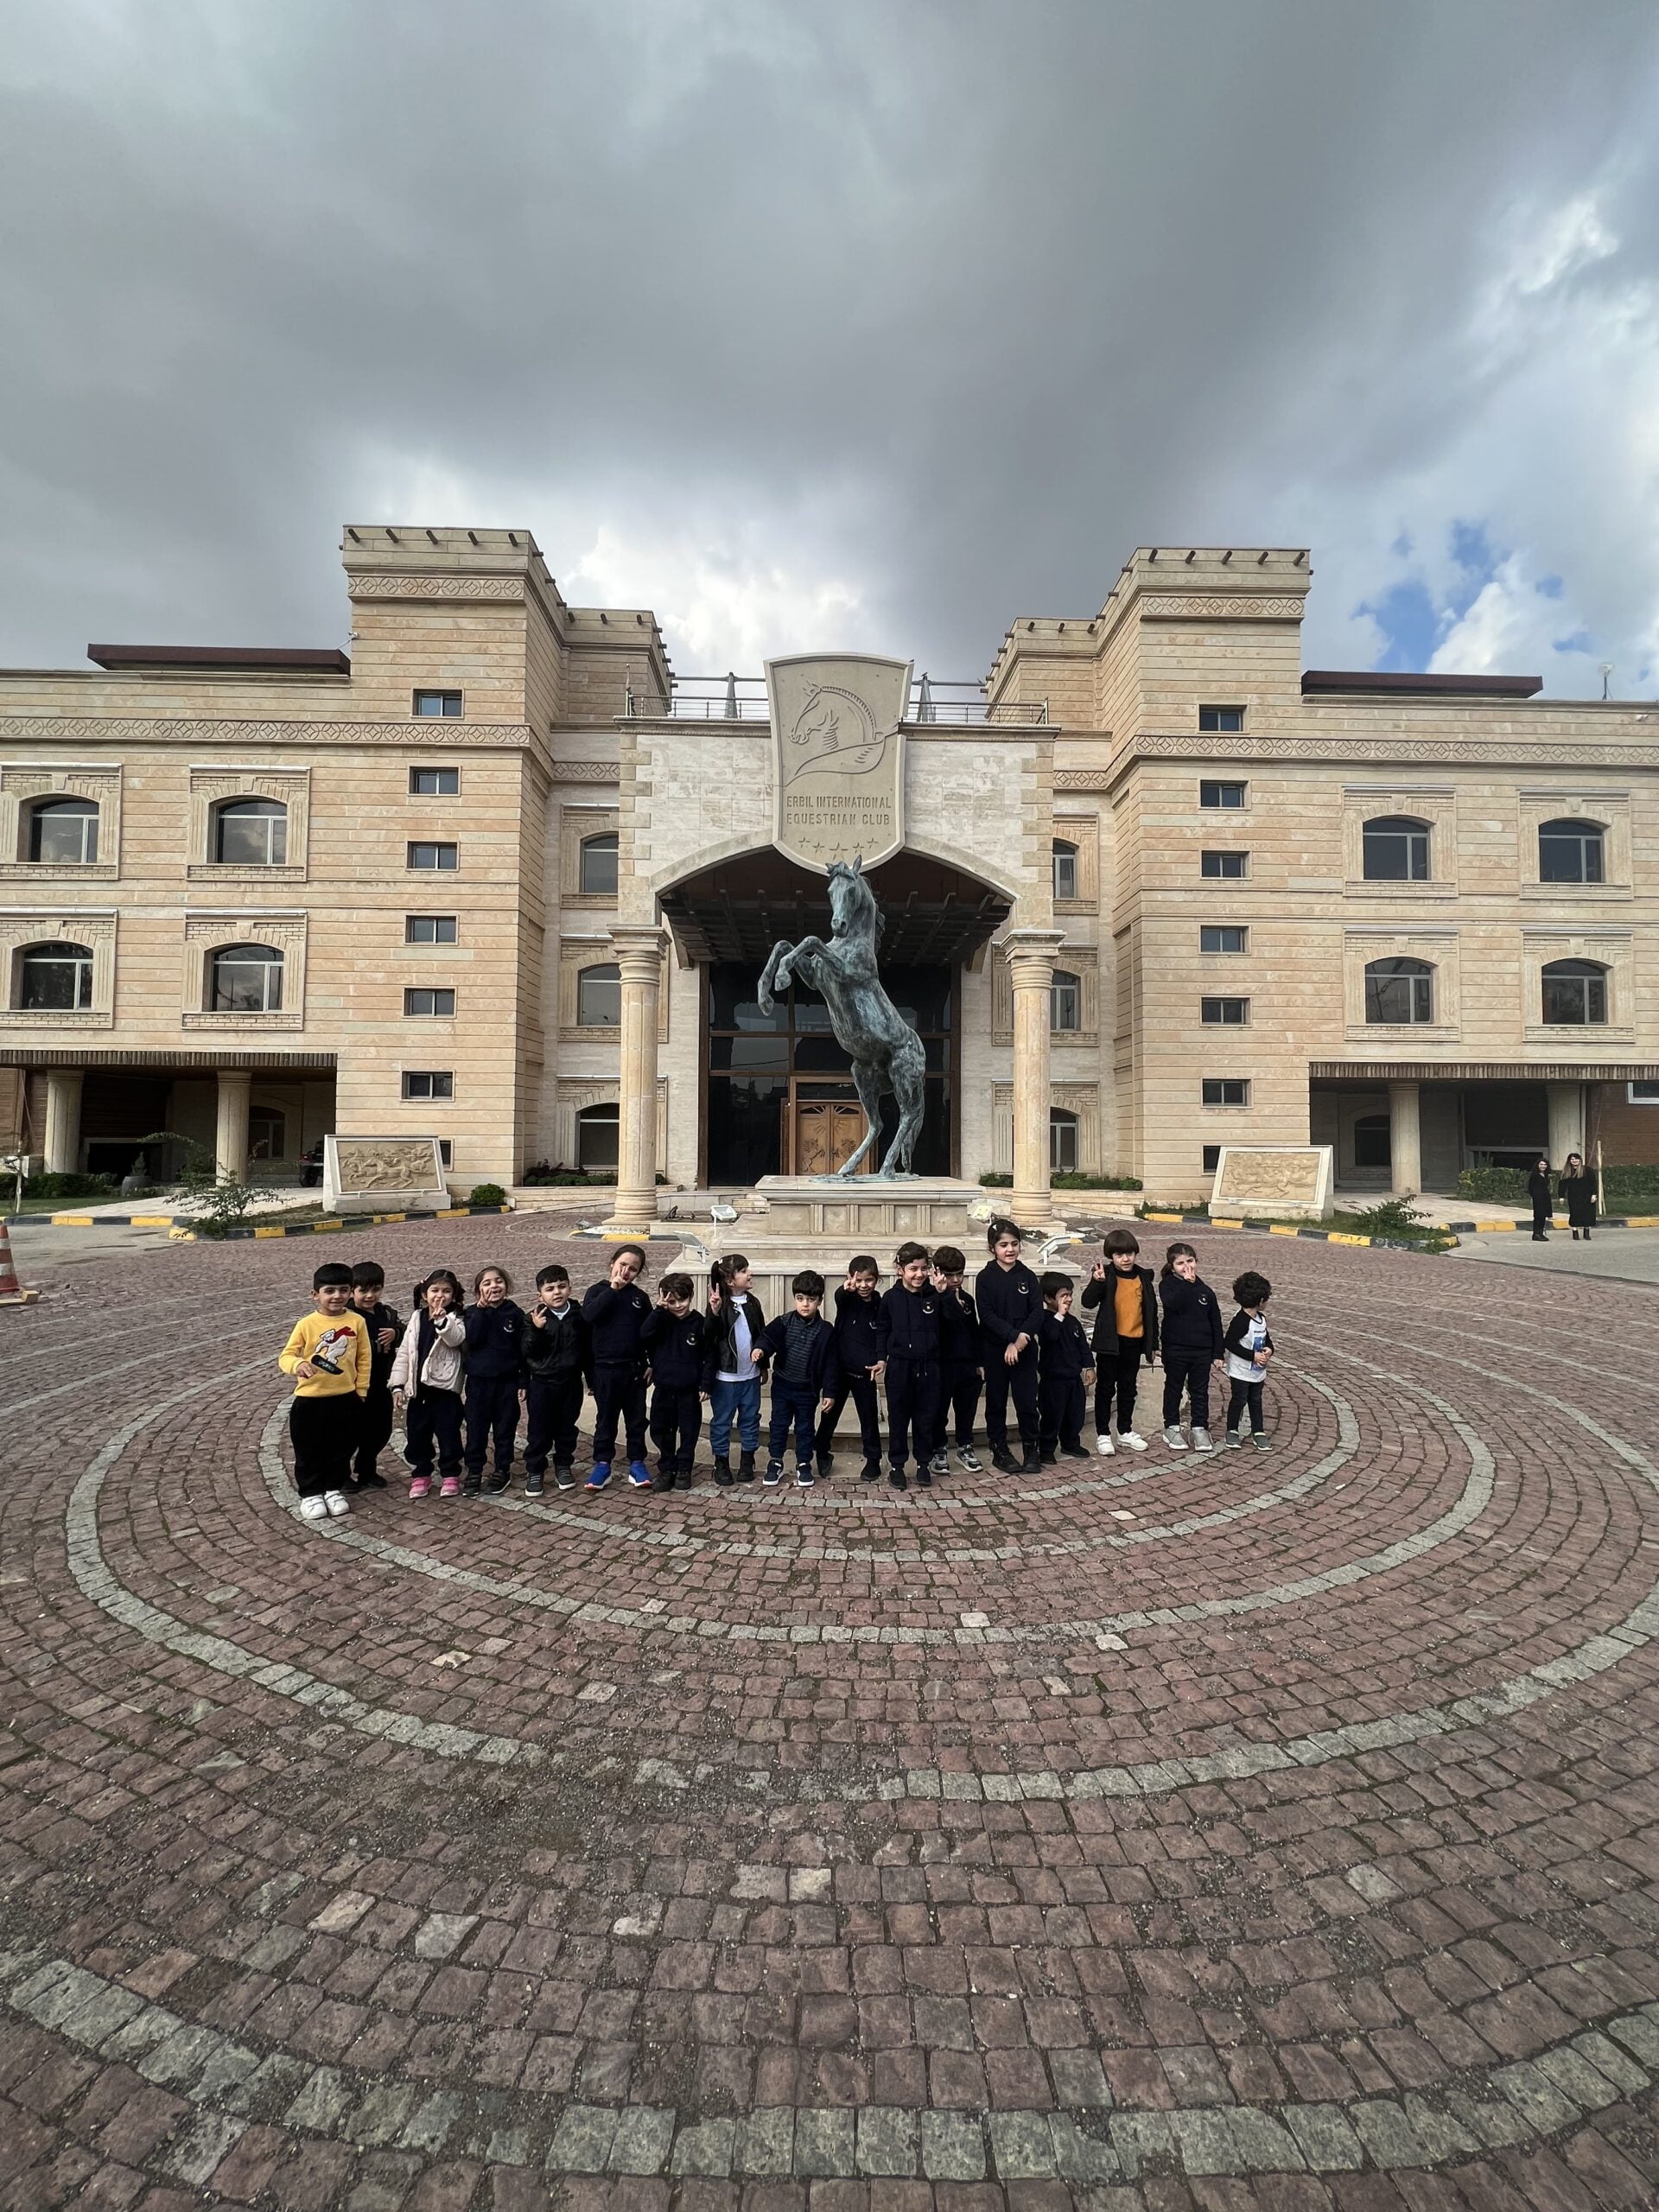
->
<box><xmin>0</xmin><ymin>1216</ymin><xmax>38</xmax><ymax>1305</ymax></box>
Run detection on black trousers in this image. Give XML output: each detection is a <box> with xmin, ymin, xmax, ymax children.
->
<box><xmin>524</xmin><ymin>1375</ymin><xmax>584</xmax><ymax>1473</ymax></box>
<box><xmin>290</xmin><ymin>1393</ymin><xmax>359</xmax><ymax>1498</ymax></box>
<box><xmin>1092</xmin><ymin>1339</ymin><xmax>1146</xmax><ymax>1436</ymax></box>
<box><xmin>982</xmin><ymin>1351</ymin><xmax>1039</xmax><ymax>1451</ymax></box>
<box><xmin>1532</xmin><ymin>1198</ymin><xmax>1550</xmax><ymax>1235</ymax></box>
<box><xmin>353</xmin><ymin>1385</ymin><xmax>395</xmax><ymax>1483</ymax></box>
<box><xmin>931</xmin><ymin>1365</ymin><xmax>982</xmax><ymax>1454</ymax></box>
<box><xmin>886</xmin><ymin>1357</ymin><xmax>941</xmax><ymax>1471</ymax></box>
<box><xmin>816</xmin><ymin>1370</ymin><xmax>884</xmax><ymax>1465</ymax></box>
<box><xmin>1039</xmin><ymin>1375</ymin><xmax>1086</xmax><ymax>1453</ymax></box>
<box><xmin>1226</xmin><ymin>1377</ymin><xmax>1266</xmax><ymax>1434</ymax></box>
<box><xmin>650</xmin><ymin>1382</ymin><xmax>702</xmax><ymax>1467</ymax></box>
<box><xmin>592</xmin><ymin>1363</ymin><xmax>648</xmax><ymax>1462</ymax></box>
<box><xmin>1161</xmin><ymin>1350</ymin><xmax>1214</xmax><ymax>1432</ymax></box>
<box><xmin>464</xmin><ymin>1372</ymin><xmax>521</xmax><ymax>1478</ymax></box>
<box><xmin>404</xmin><ymin>1388</ymin><xmax>464</xmax><ymax>1478</ymax></box>
<box><xmin>768</xmin><ymin>1380</ymin><xmax>820</xmax><ymax>1466</ymax></box>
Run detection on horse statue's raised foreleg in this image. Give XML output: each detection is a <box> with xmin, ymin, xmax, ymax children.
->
<box><xmin>836</xmin><ymin>1060</ymin><xmax>889</xmax><ymax>1178</ymax></box>
<box><xmin>878</xmin><ymin>1034</ymin><xmax>928</xmax><ymax>1178</ymax></box>
<box><xmin>757</xmin><ymin>935</ymin><xmax>830</xmax><ymax>1015</ymax></box>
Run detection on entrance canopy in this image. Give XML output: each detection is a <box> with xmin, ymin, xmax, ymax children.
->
<box><xmin>660</xmin><ymin>848</ymin><xmax>1012</xmax><ymax>966</ymax></box>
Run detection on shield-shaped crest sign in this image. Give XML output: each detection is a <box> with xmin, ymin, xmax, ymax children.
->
<box><xmin>766</xmin><ymin>653</ymin><xmax>912</xmax><ymax>871</ymax></box>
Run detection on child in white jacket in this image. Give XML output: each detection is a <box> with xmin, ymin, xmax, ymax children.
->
<box><xmin>391</xmin><ymin>1271</ymin><xmax>467</xmax><ymax>1499</ymax></box>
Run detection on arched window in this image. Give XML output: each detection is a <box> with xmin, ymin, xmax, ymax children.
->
<box><xmin>579</xmin><ymin>832</ymin><xmax>619</xmax><ymax>898</ymax></box>
<box><xmin>1364</xmin><ymin>956</ymin><xmax>1434</xmax><ymax>1025</ymax></box>
<box><xmin>18</xmin><ymin>940</ymin><xmax>93</xmax><ymax>1010</ymax></box>
<box><xmin>1052</xmin><ymin>839</ymin><xmax>1078</xmax><ymax>902</ymax></box>
<box><xmin>213</xmin><ymin>798</ymin><xmax>288</xmax><ymax>867</ymax></box>
<box><xmin>1050</xmin><ymin>1107</ymin><xmax>1079</xmax><ymax>1173</ymax></box>
<box><xmin>1352</xmin><ymin>1113</ymin><xmax>1392</xmax><ymax>1170</ymax></box>
<box><xmin>28</xmin><ymin>797</ymin><xmax>99</xmax><ymax>865</ymax></box>
<box><xmin>1539</xmin><ymin>817</ymin><xmax>1605</xmax><ymax>884</ymax></box>
<box><xmin>210</xmin><ymin>943</ymin><xmax>284</xmax><ymax>1013</ymax></box>
<box><xmin>1541</xmin><ymin>957</ymin><xmax>1608</xmax><ymax>1026</ymax></box>
<box><xmin>576</xmin><ymin>1103</ymin><xmax>620</xmax><ymax>1172</ymax></box>
<box><xmin>1362</xmin><ymin>815</ymin><xmax>1430</xmax><ymax>881</ymax></box>
<box><xmin>1051</xmin><ymin>969</ymin><xmax>1081</xmax><ymax>1033</ymax></box>
<box><xmin>575</xmin><ymin>962</ymin><xmax>621</xmax><ymax>1027</ymax></box>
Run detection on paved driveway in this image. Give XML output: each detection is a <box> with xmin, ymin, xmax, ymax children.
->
<box><xmin>1448</xmin><ymin>1224</ymin><xmax>1659</xmax><ymax>1287</ymax></box>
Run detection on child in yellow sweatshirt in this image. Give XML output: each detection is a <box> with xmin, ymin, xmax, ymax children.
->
<box><xmin>279</xmin><ymin>1262</ymin><xmax>372</xmax><ymax>1522</ymax></box>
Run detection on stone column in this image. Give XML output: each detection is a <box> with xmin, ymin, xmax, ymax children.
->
<box><xmin>607</xmin><ymin>925</ymin><xmax>666</xmax><ymax>1232</ymax></box>
<box><xmin>214</xmin><ymin>1069</ymin><xmax>251</xmax><ymax>1184</ymax></box>
<box><xmin>1004</xmin><ymin>931</ymin><xmax>1065</xmax><ymax>1229</ymax></box>
<box><xmin>1388</xmin><ymin>1080</ymin><xmax>1421</xmax><ymax>1196</ymax></box>
<box><xmin>1546</xmin><ymin>1079</ymin><xmax>1584</xmax><ymax>1167</ymax></box>
<box><xmin>42</xmin><ymin>1069</ymin><xmax>84</xmax><ymax>1175</ymax></box>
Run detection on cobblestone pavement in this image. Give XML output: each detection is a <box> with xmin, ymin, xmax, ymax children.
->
<box><xmin>3</xmin><ymin>1217</ymin><xmax>1658</xmax><ymax>2211</ymax></box>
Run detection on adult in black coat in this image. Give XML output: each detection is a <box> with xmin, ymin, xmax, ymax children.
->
<box><xmin>1560</xmin><ymin>1152</ymin><xmax>1599</xmax><ymax>1241</ymax></box>
<box><xmin>1527</xmin><ymin>1156</ymin><xmax>1553</xmax><ymax>1241</ymax></box>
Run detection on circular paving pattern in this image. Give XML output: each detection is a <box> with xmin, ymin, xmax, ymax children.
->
<box><xmin>3</xmin><ymin>1215</ymin><xmax>1658</xmax><ymax>2209</ymax></box>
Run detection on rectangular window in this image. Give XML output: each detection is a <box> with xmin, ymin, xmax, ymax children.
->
<box><xmin>410</xmin><ymin>766</ymin><xmax>460</xmax><ymax>795</ymax></box>
<box><xmin>1202</xmin><ymin>1143</ymin><xmax>1222</xmax><ymax>1173</ymax></box>
<box><xmin>1200</xmin><ymin>925</ymin><xmax>1248</xmax><ymax>954</ymax></box>
<box><xmin>402</xmin><ymin>1070</ymin><xmax>454</xmax><ymax>1100</ymax></box>
<box><xmin>436</xmin><ymin>1138</ymin><xmax>454</xmax><ymax>1166</ymax></box>
<box><xmin>1201</xmin><ymin>997</ymin><xmax>1249</xmax><ymax>1025</ymax></box>
<box><xmin>1202</xmin><ymin>1077</ymin><xmax>1249</xmax><ymax>1107</ymax></box>
<box><xmin>1199</xmin><ymin>705</ymin><xmax>1245</xmax><ymax>733</ymax></box>
<box><xmin>413</xmin><ymin>690</ymin><xmax>462</xmax><ymax>718</ymax></box>
<box><xmin>407</xmin><ymin>841</ymin><xmax>458</xmax><ymax>872</ymax></box>
<box><xmin>1200</xmin><ymin>850</ymin><xmax>1248</xmax><ymax>880</ymax></box>
<box><xmin>1199</xmin><ymin>779</ymin><xmax>1247</xmax><ymax>810</ymax></box>
<box><xmin>404</xmin><ymin>988</ymin><xmax>455</xmax><ymax>1017</ymax></box>
<box><xmin>404</xmin><ymin>914</ymin><xmax>458</xmax><ymax>944</ymax></box>
<box><xmin>1630</xmin><ymin>1081</ymin><xmax>1659</xmax><ymax>1104</ymax></box>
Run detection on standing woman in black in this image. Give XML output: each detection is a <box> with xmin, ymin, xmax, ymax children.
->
<box><xmin>1561</xmin><ymin>1151</ymin><xmax>1599</xmax><ymax>1241</ymax></box>
<box><xmin>1527</xmin><ymin>1155</ymin><xmax>1553</xmax><ymax>1241</ymax></box>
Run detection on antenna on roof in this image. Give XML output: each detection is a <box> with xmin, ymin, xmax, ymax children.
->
<box><xmin>1599</xmin><ymin>662</ymin><xmax>1614</xmax><ymax>699</ymax></box>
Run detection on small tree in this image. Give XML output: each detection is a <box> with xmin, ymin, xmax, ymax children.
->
<box><xmin>139</xmin><ymin>1129</ymin><xmax>278</xmax><ymax>1238</ymax></box>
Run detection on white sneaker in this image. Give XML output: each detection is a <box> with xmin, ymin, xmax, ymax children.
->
<box><xmin>1118</xmin><ymin>1430</ymin><xmax>1148</xmax><ymax>1452</ymax></box>
<box><xmin>1163</xmin><ymin>1426</ymin><xmax>1188</xmax><ymax>1450</ymax></box>
<box><xmin>1191</xmin><ymin>1428</ymin><xmax>1214</xmax><ymax>1453</ymax></box>
<box><xmin>1095</xmin><ymin>1433</ymin><xmax>1116</xmax><ymax>1456</ymax></box>
<box><xmin>299</xmin><ymin>1496</ymin><xmax>329</xmax><ymax>1521</ymax></box>
<box><xmin>323</xmin><ymin>1490</ymin><xmax>352</xmax><ymax>1516</ymax></box>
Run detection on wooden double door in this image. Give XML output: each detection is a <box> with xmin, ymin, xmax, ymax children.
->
<box><xmin>785</xmin><ymin>1082</ymin><xmax>865</xmax><ymax>1176</ymax></box>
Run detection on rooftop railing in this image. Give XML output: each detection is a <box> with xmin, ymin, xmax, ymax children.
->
<box><xmin>625</xmin><ymin>676</ymin><xmax>1047</xmax><ymax>725</ymax></box>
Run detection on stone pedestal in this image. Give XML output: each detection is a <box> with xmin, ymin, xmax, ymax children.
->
<box><xmin>607</xmin><ymin>925</ymin><xmax>666</xmax><ymax>1235</ymax></box>
<box><xmin>322</xmin><ymin>1136</ymin><xmax>448</xmax><ymax>1215</ymax></box>
<box><xmin>752</xmin><ymin>1174</ymin><xmax>986</xmax><ymax>1243</ymax></box>
<box><xmin>1210</xmin><ymin>1143</ymin><xmax>1335</xmax><ymax>1221</ymax></box>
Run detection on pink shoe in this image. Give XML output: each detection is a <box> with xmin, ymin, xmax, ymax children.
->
<box><xmin>439</xmin><ymin>1474</ymin><xmax>461</xmax><ymax>1498</ymax></box>
<box><xmin>408</xmin><ymin>1474</ymin><xmax>431</xmax><ymax>1500</ymax></box>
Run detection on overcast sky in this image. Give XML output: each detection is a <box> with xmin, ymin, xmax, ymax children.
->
<box><xmin>3</xmin><ymin>0</ymin><xmax>1656</xmax><ymax>696</ymax></box>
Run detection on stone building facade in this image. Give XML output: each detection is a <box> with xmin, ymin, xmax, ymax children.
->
<box><xmin>3</xmin><ymin>525</ymin><xmax>1656</xmax><ymax>1216</ymax></box>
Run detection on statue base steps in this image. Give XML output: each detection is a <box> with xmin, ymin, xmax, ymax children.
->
<box><xmin>748</xmin><ymin>1174</ymin><xmax>990</xmax><ymax>1243</ymax></box>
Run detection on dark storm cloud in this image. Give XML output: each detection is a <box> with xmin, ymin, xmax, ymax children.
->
<box><xmin>3</xmin><ymin>0</ymin><xmax>1656</xmax><ymax>690</ymax></box>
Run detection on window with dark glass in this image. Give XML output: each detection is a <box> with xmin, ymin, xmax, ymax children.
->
<box><xmin>576</xmin><ymin>1103</ymin><xmax>620</xmax><ymax>1173</ymax></box>
<box><xmin>1201</xmin><ymin>996</ymin><xmax>1248</xmax><ymax>1025</ymax></box>
<box><xmin>210</xmin><ymin>943</ymin><xmax>283</xmax><ymax>1013</ymax></box>
<box><xmin>1050</xmin><ymin>1108</ymin><xmax>1079</xmax><ymax>1173</ymax></box>
<box><xmin>1538</xmin><ymin>818</ymin><xmax>1605</xmax><ymax>883</ymax></box>
<box><xmin>18</xmin><ymin>939</ymin><xmax>94</xmax><ymax>1010</ymax></box>
<box><xmin>1051</xmin><ymin>970</ymin><xmax>1082</xmax><ymax>1032</ymax></box>
<box><xmin>1202</xmin><ymin>1077</ymin><xmax>1249</xmax><ymax>1106</ymax></box>
<box><xmin>402</xmin><ymin>1070</ymin><xmax>454</xmax><ymax>1100</ymax></box>
<box><xmin>213</xmin><ymin>798</ymin><xmax>287</xmax><ymax>867</ymax></box>
<box><xmin>404</xmin><ymin>987</ymin><xmax>455</xmax><ymax>1017</ymax></box>
<box><xmin>408</xmin><ymin>841</ymin><xmax>458</xmax><ymax>871</ymax></box>
<box><xmin>1541</xmin><ymin>957</ymin><xmax>1608</xmax><ymax>1026</ymax></box>
<box><xmin>1200</xmin><ymin>850</ymin><xmax>1248</xmax><ymax>880</ymax></box>
<box><xmin>1198</xmin><ymin>706</ymin><xmax>1245</xmax><ymax>732</ymax></box>
<box><xmin>405</xmin><ymin>915</ymin><xmax>458</xmax><ymax>944</ymax></box>
<box><xmin>1199</xmin><ymin>779</ymin><xmax>1246</xmax><ymax>810</ymax></box>
<box><xmin>1352</xmin><ymin>1114</ymin><xmax>1392</xmax><ymax>1168</ymax></box>
<box><xmin>580</xmin><ymin>833</ymin><xmax>620</xmax><ymax>897</ymax></box>
<box><xmin>1362</xmin><ymin>815</ymin><xmax>1431</xmax><ymax>881</ymax></box>
<box><xmin>29</xmin><ymin>797</ymin><xmax>99</xmax><ymax>865</ymax></box>
<box><xmin>1052</xmin><ymin>839</ymin><xmax>1078</xmax><ymax>901</ymax></box>
<box><xmin>1364</xmin><ymin>957</ymin><xmax>1434</xmax><ymax>1025</ymax></box>
<box><xmin>1201</xmin><ymin>1143</ymin><xmax>1221</xmax><ymax>1173</ymax></box>
<box><xmin>413</xmin><ymin>690</ymin><xmax>462</xmax><ymax>717</ymax></box>
<box><xmin>410</xmin><ymin>766</ymin><xmax>460</xmax><ymax>795</ymax></box>
<box><xmin>1200</xmin><ymin>925</ymin><xmax>1247</xmax><ymax>953</ymax></box>
<box><xmin>576</xmin><ymin>963</ymin><xmax>621</xmax><ymax>1026</ymax></box>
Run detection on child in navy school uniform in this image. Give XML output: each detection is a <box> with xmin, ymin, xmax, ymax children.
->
<box><xmin>927</xmin><ymin>1245</ymin><xmax>983</xmax><ymax>1476</ymax></box>
<box><xmin>976</xmin><ymin>1217</ymin><xmax>1043</xmax><ymax>1474</ymax></box>
<box><xmin>815</xmin><ymin>1254</ymin><xmax>888</xmax><ymax>1483</ymax></box>
<box><xmin>1158</xmin><ymin>1241</ymin><xmax>1224</xmax><ymax>1453</ymax></box>
<box><xmin>463</xmin><ymin>1263</ymin><xmax>527</xmax><ymax>1496</ymax></box>
<box><xmin>881</xmin><ymin>1242</ymin><xmax>943</xmax><ymax>1492</ymax></box>
<box><xmin>582</xmin><ymin>1244</ymin><xmax>653</xmax><ymax>1491</ymax></box>
<box><xmin>522</xmin><ymin>1264</ymin><xmax>591</xmax><ymax>1495</ymax></box>
<box><xmin>1037</xmin><ymin>1272</ymin><xmax>1095</xmax><ymax>1464</ymax></box>
<box><xmin>754</xmin><ymin>1270</ymin><xmax>842</xmax><ymax>1491</ymax></box>
<box><xmin>641</xmin><ymin>1272</ymin><xmax>710</xmax><ymax>1492</ymax></box>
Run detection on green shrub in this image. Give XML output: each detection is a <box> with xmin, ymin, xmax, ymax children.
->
<box><xmin>1456</xmin><ymin>1166</ymin><xmax>1529</xmax><ymax>1205</ymax></box>
<box><xmin>980</xmin><ymin>1171</ymin><xmax>1143</xmax><ymax>1190</ymax></box>
<box><xmin>1603</xmin><ymin>1164</ymin><xmax>1659</xmax><ymax>1206</ymax></box>
<box><xmin>23</xmin><ymin>1171</ymin><xmax>118</xmax><ymax>1201</ymax></box>
<box><xmin>467</xmin><ymin>1183</ymin><xmax>508</xmax><ymax>1208</ymax></box>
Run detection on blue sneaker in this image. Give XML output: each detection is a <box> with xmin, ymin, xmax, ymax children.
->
<box><xmin>626</xmin><ymin>1460</ymin><xmax>652</xmax><ymax>1489</ymax></box>
<box><xmin>586</xmin><ymin>1462</ymin><xmax>612</xmax><ymax>1492</ymax></box>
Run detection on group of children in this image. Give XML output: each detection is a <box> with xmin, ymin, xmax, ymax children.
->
<box><xmin>276</xmin><ymin>1224</ymin><xmax>1277</xmax><ymax>1518</ymax></box>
